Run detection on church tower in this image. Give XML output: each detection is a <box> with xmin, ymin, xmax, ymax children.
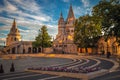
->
<box><xmin>66</xmin><ymin>4</ymin><xmax>75</xmax><ymax>32</ymax></box>
<box><xmin>58</xmin><ymin>12</ymin><xmax>65</xmax><ymax>35</ymax></box>
<box><xmin>66</xmin><ymin>5</ymin><xmax>75</xmax><ymax>40</ymax></box>
<box><xmin>66</xmin><ymin>4</ymin><xmax>75</xmax><ymax>24</ymax></box>
<box><xmin>53</xmin><ymin>4</ymin><xmax>77</xmax><ymax>54</ymax></box>
<box><xmin>6</xmin><ymin>19</ymin><xmax>21</xmax><ymax>46</ymax></box>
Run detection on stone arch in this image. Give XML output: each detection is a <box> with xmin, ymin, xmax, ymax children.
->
<box><xmin>38</xmin><ymin>48</ymin><xmax>41</xmax><ymax>53</ymax></box>
<box><xmin>12</xmin><ymin>47</ymin><xmax>16</xmax><ymax>54</ymax></box>
<box><xmin>28</xmin><ymin>47</ymin><xmax>32</xmax><ymax>53</ymax></box>
<box><xmin>17</xmin><ymin>45</ymin><xmax>20</xmax><ymax>54</ymax></box>
<box><xmin>99</xmin><ymin>43</ymin><xmax>104</xmax><ymax>52</ymax></box>
<box><xmin>23</xmin><ymin>49</ymin><xmax>25</xmax><ymax>54</ymax></box>
<box><xmin>32</xmin><ymin>47</ymin><xmax>37</xmax><ymax>53</ymax></box>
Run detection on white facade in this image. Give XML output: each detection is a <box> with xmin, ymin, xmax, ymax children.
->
<box><xmin>4</xmin><ymin>19</ymin><xmax>41</xmax><ymax>54</ymax></box>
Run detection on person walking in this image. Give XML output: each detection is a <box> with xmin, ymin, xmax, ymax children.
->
<box><xmin>107</xmin><ymin>52</ymin><xmax>111</xmax><ymax>58</ymax></box>
<box><xmin>10</xmin><ymin>63</ymin><xmax>15</xmax><ymax>72</ymax></box>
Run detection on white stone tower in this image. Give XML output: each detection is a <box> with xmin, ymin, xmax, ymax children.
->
<box><xmin>6</xmin><ymin>19</ymin><xmax>21</xmax><ymax>46</ymax></box>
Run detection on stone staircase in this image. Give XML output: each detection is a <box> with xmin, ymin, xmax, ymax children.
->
<box><xmin>2</xmin><ymin>41</ymin><xmax>22</xmax><ymax>54</ymax></box>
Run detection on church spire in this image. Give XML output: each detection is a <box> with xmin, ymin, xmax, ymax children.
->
<box><xmin>60</xmin><ymin>12</ymin><xmax>63</xmax><ymax>18</ymax></box>
<box><xmin>10</xmin><ymin>18</ymin><xmax>17</xmax><ymax>34</ymax></box>
<box><xmin>67</xmin><ymin>4</ymin><xmax>75</xmax><ymax>21</ymax></box>
<box><xmin>12</xmin><ymin>18</ymin><xmax>17</xmax><ymax>28</ymax></box>
<box><xmin>58</xmin><ymin>11</ymin><xmax>64</xmax><ymax>24</ymax></box>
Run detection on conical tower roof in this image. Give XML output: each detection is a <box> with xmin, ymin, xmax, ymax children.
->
<box><xmin>6</xmin><ymin>18</ymin><xmax>21</xmax><ymax>46</ymax></box>
<box><xmin>60</xmin><ymin>12</ymin><xmax>63</xmax><ymax>18</ymax></box>
<box><xmin>9</xmin><ymin>19</ymin><xmax>20</xmax><ymax>36</ymax></box>
<box><xmin>58</xmin><ymin>12</ymin><xmax>64</xmax><ymax>24</ymax></box>
<box><xmin>12</xmin><ymin>18</ymin><xmax>16</xmax><ymax>28</ymax></box>
<box><xmin>67</xmin><ymin>4</ymin><xmax>75</xmax><ymax>21</ymax></box>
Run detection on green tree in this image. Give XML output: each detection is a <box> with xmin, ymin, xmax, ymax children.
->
<box><xmin>33</xmin><ymin>25</ymin><xmax>52</xmax><ymax>48</ymax></box>
<box><xmin>92</xmin><ymin>0</ymin><xmax>120</xmax><ymax>40</ymax></box>
<box><xmin>74</xmin><ymin>15</ymin><xmax>102</xmax><ymax>53</ymax></box>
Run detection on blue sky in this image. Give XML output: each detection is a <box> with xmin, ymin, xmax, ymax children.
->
<box><xmin>0</xmin><ymin>0</ymin><xmax>100</xmax><ymax>45</ymax></box>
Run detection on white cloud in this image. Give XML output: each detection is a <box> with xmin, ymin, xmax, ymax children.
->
<box><xmin>0</xmin><ymin>0</ymin><xmax>58</xmax><ymax>42</ymax></box>
<box><xmin>5</xmin><ymin>8</ymin><xmax>52</xmax><ymax>22</ymax></box>
<box><xmin>19</xmin><ymin>28</ymin><xmax>30</xmax><ymax>33</ymax></box>
<box><xmin>0</xmin><ymin>33</ymin><xmax>7</xmax><ymax>36</ymax></box>
<box><xmin>29</xmin><ymin>14</ymin><xmax>52</xmax><ymax>22</ymax></box>
<box><xmin>73</xmin><ymin>5</ymin><xmax>92</xmax><ymax>17</ymax></box>
<box><xmin>5</xmin><ymin>0</ymin><xmax>18</xmax><ymax>11</ymax></box>
<box><xmin>0</xmin><ymin>0</ymin><xmax>52</xmax><ymax>22</ymax></box>
<box><xmin>20</xmin><ymin>29</ymin><xmax>38</xmax><ymax>41</ymax></box>
<box><xmin>73</xmin><ymin>6</ymin><xmax>85</xmax><ymax>17</ymax></box>
<box><xmin>86</xmin><ymin>7</ymin><xmax>92</xmax><ymax>15</ymax></box>
<box><xmin>0</xmin><ymin>25</ymin><xmax>10</xmax><ymax>31</ymax></box>
<box><xmin>0</xmin><ymin>38</ymin><xmax>6</xmax><ymax>41</ymax></box>
<box><xmin>0</xmin><ymin>17</ymin><xmax>13</xmax><ymax>25</ymax></box>
<box><xmin>81</xmin><ymin>0</ymin><xmax>90</xmax><ymax>7</ymax></box>
<box><xmin>47</xmin><ymin>24</ymin><xmax>58</xmax><ymax>38</ymax></box>
<box><xmin>0</xmin><ymin>0</ymin><xmax>18</xmax><ymax>12</ymax></box>
<box><xmin>12</xmin><ymin>0</ymin><xmax>40</xmax><ymax>12</ymax></box>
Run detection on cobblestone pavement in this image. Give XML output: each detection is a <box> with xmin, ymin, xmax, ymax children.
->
<box><xmin>0</xmin><ymin>71</ymin><xmax>81</xmax><ymax>80</ymax></box>
<box><xmin>0</xmin><ymin>54</ymin><xmax>119</xmax><ymax>80</ymax></box>
<box><xmin>0</xmin><ymin>57</ymin><xmax>72</xmax><ymax>73</ymax></box>
<box><xmin>90</xmin><ymin>70</ymin><xmax>120</xmax><ymax>80</ymax></box>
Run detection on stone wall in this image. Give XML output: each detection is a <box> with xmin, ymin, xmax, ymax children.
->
<box><xmin>43</xmin><ymin>48</ymin><xmax>53</xmax><ymax>53</ymax></box>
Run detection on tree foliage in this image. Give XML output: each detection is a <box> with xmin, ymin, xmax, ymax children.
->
<box><xmin>33</xmin><ymin>25</ymin><xmax>52</xmax><ymax>48</ymax></box>
<box><xmin>74</xmin><ymin>15</ymin><xmax>102</xmax><ymax>52</ymax></box>
<box><xmin>92</xmin><ymin>0</ymin><xmax>120</xmax><ymax>38</ymax></box>
<box><xmin>74</xmin><ymin>0</ymin><xmax>120</xmax><ymax>52</ymax></box>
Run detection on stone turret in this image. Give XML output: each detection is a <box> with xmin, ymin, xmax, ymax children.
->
<box><xmin>6</xmin><ymin>19</ymin><xmax>21</xmax><ymax>46</ymax></box>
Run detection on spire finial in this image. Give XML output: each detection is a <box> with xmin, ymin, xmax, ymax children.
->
<box><xmin>60</xmin><ymin>11</ymin><xmax>63</xmax><ymax>18</ymax></box>
<box><xmin>70</xmin><ymin>3</ymin><xmax>72</xmax><ymax>7</ymax></box>
<box><xmin>12</xmin><ymin>18</ymin><xmax>16</xmax><ymax>28</ymax></box>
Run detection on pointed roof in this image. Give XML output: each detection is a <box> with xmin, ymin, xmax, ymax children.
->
<box><xmin>12</xmin><ymin>18</ymin><xmax>17</xmax><ymax>28</ymax></box>
<box><xmin>58</xmin><ymin>12</ymin><xmax>64</xmax><ymax>24</ymax></box>
<box><xmin>10</xmin><ymin>18</ymin><xmax>17</xmax><ymax>33</ymax></box>
<box><xmin>9</xmin><ymin>19</ymin><xmax>20</xmax><ymax>36</ymax></box>
<box><xmin>60</xmin><ymin>12</ymin><xmax>63</xmax><ymax>18</ymax></box>
<box><xmin>6</xmin><ymin>18</ymin><xmax>21</xmax><ymax>46</ymax></box>
<box><xmin>67</xmin><ymin>4</ymin><xmax>75</xmax><ymax>21</ymax></box>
